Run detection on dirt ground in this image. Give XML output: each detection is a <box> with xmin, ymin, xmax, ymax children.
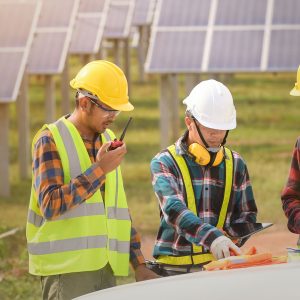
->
<box><xmin>141</xmin><ymin>225</ymin><xmax>299</xmax><ymax>259</ymax></box>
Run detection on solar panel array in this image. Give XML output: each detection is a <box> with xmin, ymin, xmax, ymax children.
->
<box><xmin>0</xmin><ymin>0</ymin><xmax>41</xmax><ymax>102</ymax></box>
<box><xmin>145</xmin><ymin>0</ymin><xmax>300</xmax><ymax>73</ymax></box>
<box><xmin>103</xmin><ymin>0</ymin><xmax>135</xmax><ymax>39</ymax></box>
<box><xmin>69</xmin><ymin>0</ymin><xmax>109</xmax><ymax>54</ymax></box>
<box><xmin>27</xmin><ymin>0</ymin><xmax>79</xmax><ymax>74</ymax></box>
<box><xmin>132</xmin><ymin>0</ymin><xmax>156</xmax><ymax>26</ymax></box>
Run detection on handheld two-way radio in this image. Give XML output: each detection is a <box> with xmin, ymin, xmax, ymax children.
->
<box><xmin>108</xmin><ymin>117</ymin><xmax>133</xmax><ymax>151</ymax></box>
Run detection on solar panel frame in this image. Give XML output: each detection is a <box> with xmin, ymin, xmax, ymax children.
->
<box><xmin>69</xmin><ymin>0</ymin><xmax>109</xmax><ymax>54</ymax></box>
<box><xmin>27</xmin><ymin>0</ymin><xmax>80</xmax><ymax>75</ymax></box>
<box><xmin>0</xmin><ymin>0</ymin><xmax>41</xmax><ymax>102</ymax></box>
<box><xmin>145</xmin><ymin>0</ymin><xmax>300</xmax><ymax>74</ymax></box>
<box><xmin>103</xmin><ymin>0</ymin><xmax>135</xmax><ymax>39</ymax></box>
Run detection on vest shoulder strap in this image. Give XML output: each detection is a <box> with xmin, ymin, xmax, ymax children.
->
<box><xmin>217</xmin><ymin>147</ymin><xmax>234</xmax><ymax>228</ymax></box>
<box><xmin>167</xmin><ymin>145</ymin><xmax>234</xmax><ymax>255</ymax></box>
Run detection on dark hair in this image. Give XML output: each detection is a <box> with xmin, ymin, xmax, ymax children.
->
<box><xmin>185</xmin><ymin>110</ymin><xmax>193</xmax><ymax>118</ymax></box>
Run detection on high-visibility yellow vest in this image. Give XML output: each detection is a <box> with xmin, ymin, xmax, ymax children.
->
<box><xmin>26</xmin><ymin>117</ymin><xmax>131</xmax><ymax>276</ymax></box>
<box><xmin>156</xmin><ymin>145</ymin><xmax>233</xmax><ymax>266</ymax></box>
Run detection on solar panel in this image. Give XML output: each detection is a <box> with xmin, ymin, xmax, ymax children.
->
<box><xmin>157</xmin><ymin>0</ymin><xmax>209</xmax><ymax>27</ymax></box>
<box><xmin>103</xmin><ymin>0</ymin><xmax>135</xmax><ymax>39</ymax></box>
<box><xmin>272</xmin><ymin>0</ymin><xmax>300</xmax><ymax>25</ymax></box>
<box><xmin>145</xmin><ymin>0</ymin><xmax>208</xmax><ymax>73</ymax></box>
<box><xmin>145</xmin><ymin>0</ymin><xmax>300</xmax><ymax>74</ymax></box>
<box><xmin>0</xmin><ymin>52</ymin><xmax>24</xmax><ymax>101</ymax></box>
<box><xmin>132</xmin><ymin>0</ymin><xmax>156</xmax><ymax>26</ymax></box>
<box><xmin>209</xmin><ymin>30</ymin><xmax>264</xmax><ymax>71</ymax></box>
<box><xmin>69</xmin><ymin>0</ymin><xmax>109</xmax><ymax>54</ymax></box>
<box><xmin>27</xmin><ymin>0</ymin><xmax>79</xmax><ymax>75</ymax></box>
<box><xmin>215</xmin><ymin>0</ymin><xmax>267</xmax><ymax>25</ymax></box>
<box><xmin>268</xmin><ymin>30</ymin><xmax>300</xmax><ymax>70</ymax></box>
<box><xmin>0</xmin><ymin>0</ymin><xmax>41</xmax><ymax>102</ymax></box>
<box><xmin>147</xmin><ymin>31</ymin><xmax>205</xmax><ymax>73</ymax></box>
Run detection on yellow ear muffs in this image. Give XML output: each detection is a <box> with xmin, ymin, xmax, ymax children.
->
<box><xmin>212</xmin><ymin>148</ymin><xmax>224</xmax><ymax>166</ymax></box>
<box><xmin>188</xmin><ymin>143</ymin><xmax>224</xmax><ymax>166</ymax></box>
<box><xmin>188</xmin><ymin>143</ymin><xmax>210</xmax><ymax>165</ymax></box>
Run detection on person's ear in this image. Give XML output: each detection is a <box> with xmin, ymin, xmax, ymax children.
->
<box><xmin>79</xmin><ymin>97</ymin><xmax>90</xmax><ymax>112</ymax></box>
<box><xmin>185</xmin><ymin>116</ymin><xmax>192</xmax><ymax>130</ymax></box>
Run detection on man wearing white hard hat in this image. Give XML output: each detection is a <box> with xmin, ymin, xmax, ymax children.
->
<box><xmin>281</xmin><ymin>66</ymin><xmax>300</xmax><ymax>237</ymax></box>
<box><xmin>149</xmin><ymin>79</ymin><xmax>258</xmax><ymax>275</ymax></box>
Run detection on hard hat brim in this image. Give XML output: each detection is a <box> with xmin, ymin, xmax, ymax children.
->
<box><xmin>193</xmin><ymin>114</ymin><xmax>237</xmax><ymax>130</ymax></box>
<box><xmin>109</xmin><ymin>101</ymin><xmax>134</xmax><ymax>111</ymax></box>
<box><xmin>290</xmin><ymin>88</ymin><xmax>300</xmax><ymax>97</ymax></box>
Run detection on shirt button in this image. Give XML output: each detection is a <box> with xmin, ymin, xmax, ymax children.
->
<box><xmin>205</xmin><ymin>187</ymin><xmax>208</xmax><ymax>190</ymax></box>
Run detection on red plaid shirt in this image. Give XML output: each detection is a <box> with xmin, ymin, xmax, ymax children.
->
<box><xmin>32</xmin><ymin>127</ymin><xmax>145</xmax><ymax>269</ymax></box>
<box><xmin>281</xmin><ymin>137</ymin><xmax>300</xmax><ymax>234</ymax></box>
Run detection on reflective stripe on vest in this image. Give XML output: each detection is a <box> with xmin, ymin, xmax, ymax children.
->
<box><xmin>156</xmin><ymin>145</ymin><xmax>233</xmax><ymax>266</ymax></box>
<box><xmin>26</xmin><ymin>117</ymin><xmax>131</xmax><ymax>276</ymax></box>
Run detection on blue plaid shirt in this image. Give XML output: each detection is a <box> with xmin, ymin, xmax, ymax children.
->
<box><xmin>150</xmin><ymin>135</ymin><xmax>257</xmax><ymax>258</ymax></box>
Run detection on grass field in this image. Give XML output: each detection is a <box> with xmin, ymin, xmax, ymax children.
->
<box><xmin>0</xmin><ymin>54</ymin><xmax>299</xmax><ymax>299</ymax></box>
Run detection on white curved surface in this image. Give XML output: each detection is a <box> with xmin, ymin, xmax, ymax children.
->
<box><xmin>75</xmin><ymin>263</ymin><xmax>300</xmax><ymax>300</ymax></box>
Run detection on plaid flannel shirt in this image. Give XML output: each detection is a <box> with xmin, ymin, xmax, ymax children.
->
<box><xmin>150</xmin><ymin>135</ymin><xmax>257</xmax><ymax>258</ymax></box>
<box><xmin>32</xmin><ymin>126</ymin><xmax>144</xmax><ymax>269</ymax></box>
<box><xmin>281</xmin><ymin>137</ymin><xmax>300</xmax><ymax>234</ymax></box>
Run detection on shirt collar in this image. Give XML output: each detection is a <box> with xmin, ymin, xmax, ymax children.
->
<box><xmin>175</xmin><ymin>130</ymin><xmax>190</xmax><ymax>156</ymax></box>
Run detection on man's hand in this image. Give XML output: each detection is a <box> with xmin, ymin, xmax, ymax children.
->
<box><xmin>210</xmin><ymin>236</ymin><xmax>242</xmax><ymax>260</ymax></box>
<box><xmin>134</xmin><ymin>264</ymin><xmax>161</xmax><ymax>282</ymax></box>
<box><xmin>96</xmin><ymin>142</ymin><xmax>127</xmax><ymax>174</ymax></box>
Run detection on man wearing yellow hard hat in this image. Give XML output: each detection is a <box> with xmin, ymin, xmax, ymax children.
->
<box><xmin>281</xmin><ymin>66</ymin><xmax>300</xmax><ymax>237</ymax></box>
<box><xmin>26</xmin><ymin>60</ymin><xmax>159</xmax><ymax>299</ymax></box>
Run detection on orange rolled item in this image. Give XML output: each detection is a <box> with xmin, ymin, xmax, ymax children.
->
<box><xmin>204</xmin><ymin>250</ymin><xmax>287</xmax><ymax>271</ymax></box>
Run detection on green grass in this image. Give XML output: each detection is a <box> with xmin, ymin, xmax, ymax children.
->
<box><xmin>0</xmin><ymin>54</ymin><xmax>299</xmax><ymax>299</ymax></box>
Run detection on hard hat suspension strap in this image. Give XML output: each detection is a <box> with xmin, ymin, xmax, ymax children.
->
<box><xmin>221</xmin><ymin>130</ymin><xmax>229</xmax><ymax>146</ymax></box>
<box><xmin>192</xmin><ymin>117</ymin><xmax>209</xmax><ymax>148</ymax></box>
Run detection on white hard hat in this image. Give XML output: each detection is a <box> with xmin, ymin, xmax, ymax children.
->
<box><xmin>183</xmin><ymin>79</ymin><xmax>236</xmax><ymax>130</ymax></box>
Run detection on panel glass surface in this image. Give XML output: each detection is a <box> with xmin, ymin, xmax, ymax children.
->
<box><xmin>157</xmin><ymin>0</ymin><xmax>210</xmax><ymax>26</ymax></box>
<box><xmin>37</xmin><ymin>0</ymin><xmax>74</xmax><ymax>27</ymax></box>
<box><xmin>146</xmin><ymin>0</ymin><xmax>299</xmax><ymax>73</ymax></box>
<box><xmin>0</xmin><ymin>3</ymin><xmax>36</xmax><ymax>47</ymax></box>
<box><xmin>132</xmin><ymin>0</ymin><xmax>152</xmax><ymax>26</ymax></box>
<box><xmin>209</xmin><ymin>30</ymin><xmax>264</xmax><ymax>71</ymax></box>
<box><xmin>0</xmin><ymin>0</ymin><xmax>39</xmax><ymax>101</ymax></box>
<box><xmin>28</xmin><ymin>32</ymin><xmax>66</xmax><ymax>74</ymax></box>
<box><xmin>215</xmin><ymin>0</ymin><xmax>267</xmax><ymax>25</ymax></box>
<box><xmin>272</xmin><ymin>0</ymin><xmax>300</xmax><ymax>25</ymax></box>
<box><xmin>70</xmin><ymin>17</ymin><xmax>102</xmax><ymax>53</ymax></box>
<box><xmin>79</xmin><ymin>0</ymin><xmax>106</xmax><ymax>12</ymax></box>
<box><xmin>147</xmin><ymin>31</ymin><xmax>205</xmax><ymax>72</ymax></box>
<box><xmin>0</xmin><ymin>52</ymin><xmax>23</xmax><ymax>101</ymax></box>
<box><xmin>104</xmin><ymin>4</ymin><xmax>129</xmax><ymax>38</ymax></box>
<box><xmin>268</xmin><ymin>30</ymin><xmax>300</xmax><ymax>70</ymax></box>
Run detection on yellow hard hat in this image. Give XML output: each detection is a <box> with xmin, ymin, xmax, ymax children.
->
<box><xmin>70</xmin><ymin>60</ymin><xmax>134</xmax><ymax>111</ymax></box>
<box><xmin>290</xmin><ymin>65</ymin><xmax>300</xmax><ymax>97</ymax></box>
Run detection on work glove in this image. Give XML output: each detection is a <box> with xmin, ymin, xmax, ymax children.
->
<box><xmin>210</xmin><ymin>236</ymin><xmax>242</xmax><ymax>260</ymax></box>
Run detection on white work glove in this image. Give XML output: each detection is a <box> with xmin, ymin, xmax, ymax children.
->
<box><xmin>210</xmin><ymin>236</ymin><xmax>242</xmax><ymax>260</ymax></box>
